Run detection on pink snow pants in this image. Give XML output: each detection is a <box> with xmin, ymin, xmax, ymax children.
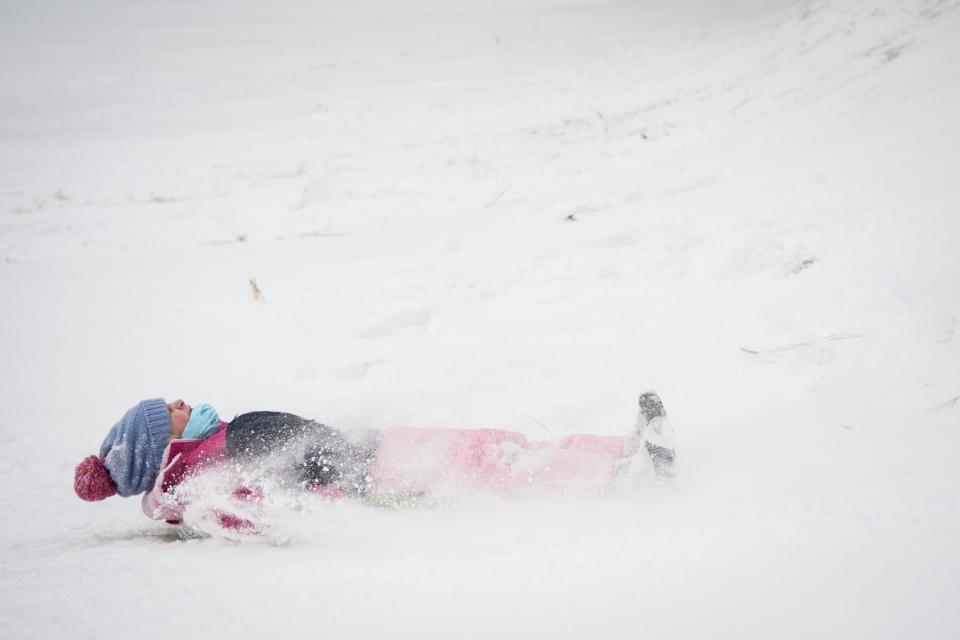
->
<box><xmin>371</xmin><ymin>427</ymin><xmax>629</xmax><ymax>497</ymax></box>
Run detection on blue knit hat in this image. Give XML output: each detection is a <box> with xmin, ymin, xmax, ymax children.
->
<box><xmin>98</xmin><ymin>398</ymin><xmax>171</xmax><ymax>497</ymax></box>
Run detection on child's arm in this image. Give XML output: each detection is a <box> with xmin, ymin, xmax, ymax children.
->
<box><xmin>142</xmin><ymin>452</ymin><xmax>185</xmax><ymax>524</ymax></box>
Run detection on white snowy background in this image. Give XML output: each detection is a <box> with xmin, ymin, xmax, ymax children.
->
<box><xmin>1</xmin><ymin>0</ymin><xmax>959</xmax><ymax>637</ymax></box>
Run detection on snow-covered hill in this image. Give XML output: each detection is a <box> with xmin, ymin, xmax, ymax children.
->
<box><xmin>1</xmin><ymin>0</ymin><xmax>958</xmax><ymax>637</ymax></box>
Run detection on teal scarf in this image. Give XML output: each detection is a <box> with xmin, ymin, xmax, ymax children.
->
<box><xmin>182</xmin><ymin>403</ymin><xmax>221</xmax><ymax>440</ymax></box>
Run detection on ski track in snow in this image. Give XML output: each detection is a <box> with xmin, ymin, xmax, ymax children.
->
<box><xmin>1</xmin><ymin>0</ymin><xmax>959</xmax><ymax>638</ymax></box>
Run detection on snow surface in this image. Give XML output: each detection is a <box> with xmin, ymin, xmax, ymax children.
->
<box><xmin>2</xmin><ymin>0</ymin><xmax>959</xmax><ymax>637</ymax></box>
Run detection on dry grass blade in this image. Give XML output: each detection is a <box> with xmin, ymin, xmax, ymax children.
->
<box><xmin>741</xmin><ymin>333</ymin><xmax>862</xmax><ymax>356</ymax></box>
<box><xmin>249</xmin><ymin>277</ymin><xmax>265</xmax><ymax>302</ymax></box>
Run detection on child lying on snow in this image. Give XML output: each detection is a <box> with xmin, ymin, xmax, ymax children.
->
<box><xmin>74</xmin><ymin>393</ymin><xmax>676</xmax><ymax>530</ymax></box>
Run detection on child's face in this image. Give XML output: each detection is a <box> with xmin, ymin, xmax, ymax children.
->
<box><xmin>166</xmin><ymin>399</ymin><xmax>192</xmax><ymax>439</ymax></box>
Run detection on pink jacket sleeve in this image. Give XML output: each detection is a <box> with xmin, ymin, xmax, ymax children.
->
<box><xmin>141</xmin><ymin>423</ymin><xmax>229</xmax><ymax>524</ymax></box>
<box><xmin>140</xmin><ymin>424</ymin><xmax>261</xmax><ymax>532</ymax></box>
<box><xmin>142</xmin><ymin>452</ymin><xmax>186</xmax><ymax>523</ymax></box>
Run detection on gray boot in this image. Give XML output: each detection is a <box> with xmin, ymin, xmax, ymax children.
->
<box><xmin>635</xmin><ymin>391</ymin><xmax>676</xmax><ymax>476</ymax></box>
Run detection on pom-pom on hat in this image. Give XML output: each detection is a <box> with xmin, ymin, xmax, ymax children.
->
<box><xmin>74</xmin><ymin>455</ymin><xmax>117</xmax><ymax>501</ymax></box>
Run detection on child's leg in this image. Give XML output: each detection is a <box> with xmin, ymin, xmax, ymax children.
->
<box><xmin>371</xmin><ymin>426</ymin><xmax>632</xmax><ymax>497</ymax></box>
<box><xmin>370</xmin><ymin>391</ymin><xmax>677</xmax><ymax>496</ymax></box>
